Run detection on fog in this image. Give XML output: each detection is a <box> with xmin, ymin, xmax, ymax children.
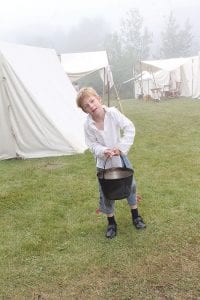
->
<box><xmin>0</xmin><ymin>0</ymin><xmax>200</xmax><ymax>54</ymax></box>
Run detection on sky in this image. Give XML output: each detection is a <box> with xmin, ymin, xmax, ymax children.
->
<box><xmin>0</xmin><ymin>0</ymin><xmax>200</xmax><ymax>44</ymax></box>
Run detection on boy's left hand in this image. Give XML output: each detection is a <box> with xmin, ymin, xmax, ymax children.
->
<box><xmin>112</xmin><ymin>148</ymin><xmax>121</xmax><ymax>156</ymax></box>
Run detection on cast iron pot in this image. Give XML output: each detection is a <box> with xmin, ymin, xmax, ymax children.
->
<box><xmin>97</xmin><ymin>156</ymin><xmax>134</xmax><ymax>200</ymax></box>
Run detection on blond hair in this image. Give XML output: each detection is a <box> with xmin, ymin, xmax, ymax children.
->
<box><xmin>76</xmin><ymin>87</ymin><xmax>99</xmax><ymax>108</ymax></box>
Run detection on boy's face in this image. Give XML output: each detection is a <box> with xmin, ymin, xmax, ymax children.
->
<box><xmin>81</xmin><ymin>95</ymin><xmax>102</xmax><ymax>116</ymax></box>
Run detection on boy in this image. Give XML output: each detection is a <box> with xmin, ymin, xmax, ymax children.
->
<box><xmin>76</xmin><ymin>87</ymin><xmax>146</xmax><ymax>239</ymax></box>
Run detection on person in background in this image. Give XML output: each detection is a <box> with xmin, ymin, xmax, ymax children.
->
<box><xmin>76</xmin><ymin>87</ymin><xmax>146</xmax><ymax>239</ymax></box>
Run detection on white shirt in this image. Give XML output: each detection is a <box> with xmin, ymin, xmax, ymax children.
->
<box><xmin>84</xmin><ymin>106</ymin><xmax>135</xmax><ymax>169</ymax></box>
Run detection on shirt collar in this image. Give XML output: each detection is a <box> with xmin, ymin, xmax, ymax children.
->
<box><xmin>87</xmin><ymin>105</ymin><xmax>109</xmax><ymax>125</ymax></box>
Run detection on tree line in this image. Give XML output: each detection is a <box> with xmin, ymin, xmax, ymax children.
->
<box><xmin>65</xmin><ymin>10</ymin><xmax>195</xmax><ymax>98</ymax></box>
<box><xmin>16</xmin><ymin>9</ymin><xmax>195</xmax><ymax>99</ymax></box>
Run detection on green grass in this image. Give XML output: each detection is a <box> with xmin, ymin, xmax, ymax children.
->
<box><xmin>0</xmin><ymin>98</ymin><xmax>200</xmax><ymax>299</ymax></box>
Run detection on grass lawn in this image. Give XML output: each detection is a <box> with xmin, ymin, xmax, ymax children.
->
<box><xmin>0</xmin><ymin>98</ymin><xmax>200</xmax><ymax>299</ymax></box>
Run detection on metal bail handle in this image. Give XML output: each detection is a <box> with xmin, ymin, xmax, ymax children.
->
<box><xmin>103</xmin><ymin>155</ymin><xmax>127</xmax><ymax>170</ymax></box>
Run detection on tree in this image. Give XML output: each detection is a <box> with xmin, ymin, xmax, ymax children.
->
<box><xmin>160</xmin><ymin>12</ymin><xmax>193</xmax><ymax>58</ymax></box>
<box><xmin>104</xmin><ymin>32</ymin><xmax>124</xmax><ymax>92</ymax></box>
<box><xmin>120</xmin><ymin>9</ymin><xmax>152</xmax><ymax>63</ymax></box>
<box><xmin>105</xmin><ymin>9</ymin><xmax>152</xmax><ymax>98</ymax></box>
<box><xmin>178</xmin><ymin>19</ymin><xmax>193</xmax><ymax>57</ymax></box>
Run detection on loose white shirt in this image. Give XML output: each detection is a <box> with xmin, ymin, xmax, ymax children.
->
<box><xmin>84</xmin><ymin>106</ymin><xmax>135</xmax><ymax>169</ymax></box>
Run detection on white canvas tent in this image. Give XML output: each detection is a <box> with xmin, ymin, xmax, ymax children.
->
<box><xmin>180</xmin><ymin>56</ymin><xmax>200</xmax><ymax>98</ymax></box>
<box><xmin>141</xmin><ymin>57</ymin><xmax>191</xmax><ymax>73</ymax></box>
<box><xmin>140</xmin><ymin>56</ymin><xmax>200</xmax><ymax>98</ymax></box>
<box><xmin>0</xmin><ymin>41</ymin><xmax>87</xmax><ymax>161</ymax></box>
<box><xmin>60</xmin><ymin>50</ymin><xmax>113</xmax><ymax>86</ymax></box>
<box><xmin>134</xmin><ymin>70</ymin><xmax>170</xmax><ymax>98</ymax></box>
<box><xmin>140</xmin><ymin>57</ymin><xmax>189</xmax><ymax>98</ymax></box>
<box><xmin>60</xmin><ymin>50</ymin><xmax>122</xmax><ymax>109</ymax></box>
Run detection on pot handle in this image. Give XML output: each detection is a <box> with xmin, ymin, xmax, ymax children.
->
<box><xmin>103</xmin><ymin>155</ymin><xmax>127</xmax><ymax>170</ymax></box>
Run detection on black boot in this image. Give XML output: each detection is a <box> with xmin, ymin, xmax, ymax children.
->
<box><xmin>133</xmin><ymin>216</ymin><xmax>146</xmax><ymax>229</ymax></box>
<box><xmin>131</xmin><ymin>209</ymin><xmax>146</xmax><ymax>229</ymax></box>
<box><xmin>106</xmin><ymin>216</ymin><xmax>117</xmax><ymax>238</ymax></box>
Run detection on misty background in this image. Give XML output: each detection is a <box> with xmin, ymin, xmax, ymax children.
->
<box><xmin>1</xmin><ymin>0</ymin><xmax>200</xmax><ymax>98</ymax></box>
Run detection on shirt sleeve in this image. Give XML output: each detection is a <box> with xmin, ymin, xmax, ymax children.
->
<box><xmin>84</xmin><ymin>123</ymin><xmax>107</xmax><ymax>158</ymax></box>
<box><xmin>112</xmin><ymin>108</ymin><xmax>135</xmax><ymax>155</ymax></box>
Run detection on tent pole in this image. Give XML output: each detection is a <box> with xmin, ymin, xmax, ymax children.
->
<box><xmin>112</xmin><ymin>84</ymin><xmax>123</xmax><ymax>113</ymax></box>
<box><xmin>151</xmin><ymin>67</ymin><xmax>157</xmax><ymax>87</ymax></box>
<box><xmin>199</xmin><ymin>52</ymin><xmax>200</xmax><ymax>99</ymax></box>
<box><xmin>107</xmin><ymin>72</ymin><xmax>110</xmax><ymax>107</ymax></box>
<box><xmin>192</xmin><ymin>58</ymin><xmax>194</xmax><ymax>97</ymax></box>
<box><xmin>133</xmin><ymin>64</ymin><xmax>135</xmax><ymax>98</ymax></box>
<box><xmin>103</xmin><ymin>68</ymin><xmax>105</xmax><ymax>103</ymax></box>
<box><xmin>140</xmin><ymin>61</ymin><xmax>143</xmax><ymax>99</ymax></box>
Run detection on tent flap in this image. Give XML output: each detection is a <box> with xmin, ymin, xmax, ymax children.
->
<box><xmin>60</xmin><ymin>50</ymin><xmax>114</xmax><ymax>86</ymax></box>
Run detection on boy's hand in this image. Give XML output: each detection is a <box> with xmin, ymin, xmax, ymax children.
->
<box><xmin>104</xmin><ymin>149</ymin><xmax>115</xmax><ymax>158</ymax></box>
<box><xmin>112</xmin><ymin>148</ymin><xmax>121</xmax><ymax>156</ymax></box>
<box><xmin>104</xmin><ymin>148</ymin><xmax>121</xmax><ymax>158</ymax></box>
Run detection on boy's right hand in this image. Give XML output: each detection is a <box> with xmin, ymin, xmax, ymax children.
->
<box><xmin>104</xmin><ymin>149</ymin><xmax>115</xmax><ymax>158</ymax></box>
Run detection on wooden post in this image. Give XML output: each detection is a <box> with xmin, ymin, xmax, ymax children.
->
<box><xmin>107</xmin><ymin>72</ymin><xmax>110</xmax><ymax>107</ymax></box>
<box><xmin>103</xmin><ymin>67</ymin><xmax>105</xmax><ymax>103</ymax></box>
<box><xmin>140</xmin><ymin>61</ymin><xmax>144</xmax><ymax>99</ymax></box>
